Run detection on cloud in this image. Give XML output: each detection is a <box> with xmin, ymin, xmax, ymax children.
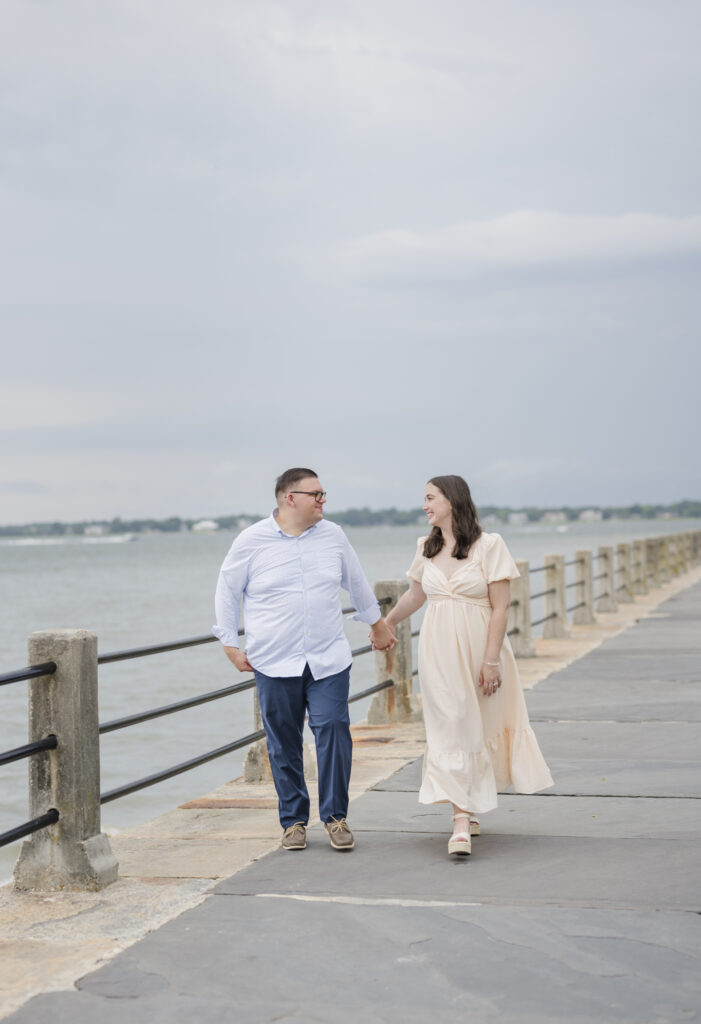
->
<box><xmin>332</xmin><ymin>211</ymin><xmax>701</xmax><ymax>287</ymax></box>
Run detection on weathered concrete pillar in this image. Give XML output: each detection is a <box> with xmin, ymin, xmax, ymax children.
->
<box><xmin>645</xmin><ymin>538</ymin><xmax>660</xmax><ymax>588</ymax></box>
<box><xmin>14</xmin><ymin>630</ymin><xmax>118</xmax><ymax>892</ymax></box>
<box><xmin>368</xmin><ymin>580</ymin><xmax>421</xmax><ymax>724</ymax></box>
<box><xmin>596</xmin><ymin>546</ymin><xmax>618</xmax><ymax>613</ymax></box>
<box><xmin>542</xmin><ymin>554</ymin><xmax>569</xmax><ymax>639</ymax></box>
<box><xmin>678</xmin><ymin>532</ymin><xmax>690</xmax><ymax>574</ymax></box>
<box><xmin>658</xmin><ymin>537</ymin><xmax>671</xmax><ymax>583</ymax></box>
<box><xmin>665</xmin><ymin>535</ymin><xmax>676</xmax><ymax>576</ymax></box>
<box><xmin>243</xmin><ymin>688</ymin><xmax>272</xmax><ymax>783</ymax></box>
<box><xmin>616</xmin><ymin>542</ymin><xmax>634</xmax><ymax>603</ymax></box>
<box><xmin>572</xmin><ymin>549</ymin><xmax>596</xmax><ymax>625</ymax></box>
<box><xmin>508</xmin><ymin>559</ymin><xmax>535</xmax><ymax>657</ymax></box>
<box><xmin>632</xmin><ymin>540</ymin><xmax>648</xmax><ymax>595</ymax></box>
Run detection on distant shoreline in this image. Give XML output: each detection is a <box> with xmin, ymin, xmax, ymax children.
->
<box><xmin>1</xmin><ymin>501</ymin><xmax>700</xmax><ymax>538</ymax></box>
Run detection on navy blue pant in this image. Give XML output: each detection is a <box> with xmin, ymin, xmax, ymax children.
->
<box><xmin>253</xmin><ymin>663</ymin><xmax>352</xmax><ymax>829</ymax></box>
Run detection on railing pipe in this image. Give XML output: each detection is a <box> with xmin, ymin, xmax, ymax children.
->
<box><xmin>0</xmin><ymin>661</ymin><xmax>58</xmax><ymax>687</ymax></box>
<box><xmin>0</xmin><ymin>735</ymin><xmax>57</xmax><ymax>767</ymax></box>
<box><xmin>99</xmin><ymin>678</ymin><xmax>256</xmax><ymax>734</ymax></box>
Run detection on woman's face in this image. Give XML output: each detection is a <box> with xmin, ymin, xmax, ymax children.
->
<box><xmin>423</xmin><ymin>483</ymin><xmax>452</xmax><ymax>531</ymax></box>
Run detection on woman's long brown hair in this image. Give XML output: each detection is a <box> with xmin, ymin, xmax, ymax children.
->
<box><xmin>423</xmin><ymin>475</ymin><xmax>482</xmax><ymax>560</ymax></box>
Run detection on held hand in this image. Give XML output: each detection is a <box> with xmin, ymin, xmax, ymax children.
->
<box><xmin>369</xmin><ymin>618</ymin><xmax>396</xmax><ymax>652</ymax></box>
<box><xmin>224</xmin><ymin>646</ymin><xmax>254</xmax><ymax>673</ymax></box>
<box><xmin>479</xmin><ymin>662</ymin><xmax>502</xmax><ymax>697</ymax></box>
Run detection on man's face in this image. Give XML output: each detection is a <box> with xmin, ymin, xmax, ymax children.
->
<box><xmin>287</xmin><ymin>477</ymin><xmax>326</xmax><ymax>526</ymax></box>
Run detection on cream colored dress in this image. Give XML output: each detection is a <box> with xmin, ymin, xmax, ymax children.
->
<box><xmin>408</xmin><ymin>533</ymin><xmax>553</xmax><ymax>813</ymax></box>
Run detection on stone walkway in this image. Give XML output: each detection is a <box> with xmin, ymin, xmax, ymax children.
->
<box><xmin>6</xmin><ymin>581</ymin><xmax>701</xmax><ymax>1023</ymax></box>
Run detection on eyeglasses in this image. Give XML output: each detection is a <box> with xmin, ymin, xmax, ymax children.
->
<box><xmin>290</xmin><ymin>490</ymin><xmax>327</xmax><ymax>502</ymax></box>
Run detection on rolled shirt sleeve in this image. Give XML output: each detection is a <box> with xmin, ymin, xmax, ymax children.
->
<box><xmin>341</xmin><ymin>533</ymin><xmax>381</xmax><ymax>624</ymax></box>
<box><xmin>212</xmin><ymin>534</ymin><xmax>251</xmax><ymax>647</ymax></box>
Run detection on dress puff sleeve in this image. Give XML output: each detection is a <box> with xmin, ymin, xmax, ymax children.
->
<box><xmin>482</xmin><ymin>533</ymin><xmax>520</xmax><ymax>583</ymax></box>
<box><xmin>406</xmin><ymin>537</ymin><xmax>427</xmax><ymax>584</ymax></box>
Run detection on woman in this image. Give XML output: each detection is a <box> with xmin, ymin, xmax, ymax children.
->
<box><xmin>383</xmin><ymin>475</ymin><xmax>553</xmax><ymax>856</ymax></box>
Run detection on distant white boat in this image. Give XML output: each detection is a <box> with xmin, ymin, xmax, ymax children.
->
<box><xmin>192</xmin><ymin>519</ymin><xmax>219</xmax><ymax>533</ymax></box>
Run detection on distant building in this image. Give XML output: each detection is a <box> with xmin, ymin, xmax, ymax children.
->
<box><xmin>578</xmin><ymin>509</ymin><xmax>603</xmax><ymax>523</ymax></box>
<box><xmin>482</xmin><ymin>514</ymin><xmax>502</xmax><ymax>529</ymax></box>
<box><xmin>542</xmin><ymin>511</ymin><xmax>567</xmax><ymax>525</ymax></box>
<box><xmin>192</xmin><ymin>519</ymin><xmax>219</xmax><ymax>533</ymax></box>
<box><xmin>507</xmin><ymin>512</ymin><xmax>528</xmax><ymax>526</ymax></box>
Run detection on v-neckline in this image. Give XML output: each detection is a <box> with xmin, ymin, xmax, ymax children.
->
<box><xmin>431</xmin><ymin>559</ymin><xmax>475</xmax><ymax>583</ymax></box>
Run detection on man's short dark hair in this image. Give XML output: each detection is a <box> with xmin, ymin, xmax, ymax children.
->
<box><xmin>275</xmin><ymin>467</ymin><xmax>318</xmax><ymax>498</ymax></box>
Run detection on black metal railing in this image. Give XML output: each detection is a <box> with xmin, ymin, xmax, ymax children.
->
<box><xmin>0</xmin><ymin>735</ymin><xmax>57</xmax><ymax>767</ymax></box>
<box><xmin>97</xmin><ymin>600</ymin><xmax>393</xmax><ymax>807</ymax></box>
<box><xmin>1</xmin><ymin>810</ymin><xmax>59</xmax><ymax>848</ymax></box>
<box><xmin>530</xmin><ymin>611</ymin><xmax>558</xmax><ymax>629</ymax></box>
<box><xmin>0</xmin><ymin>662</ymin><xmax>56</xmax><ymax>687</ymax></box>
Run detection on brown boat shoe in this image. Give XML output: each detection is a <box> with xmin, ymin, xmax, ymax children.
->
<box><xmin>325</xmin><ymin>816</ymin><xmax>355</xmax><ymax>850</ymax></box>
<box><xmin>281</xmin><ymin>822</ymin><xmax>307</xmax><ymax>850</ymax></box>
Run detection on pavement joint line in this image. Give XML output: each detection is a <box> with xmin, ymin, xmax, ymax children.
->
<box><xmin>222</xmin><ymin>893</ymin><xmax>701</xmax><ymax>913</ymax></box>
<box><xmin>252</xmin><ymin>894</ymin><xmax>483</xmax><ymax>908</ymax></box>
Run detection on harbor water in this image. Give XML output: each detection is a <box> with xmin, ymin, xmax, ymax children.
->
<box><xmin>2</xmin><ymin>516</ymin><xmax>699</xmax><ymax>884</ymax></box>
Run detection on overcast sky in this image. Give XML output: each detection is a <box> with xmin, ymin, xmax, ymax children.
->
<box><xmin>2</xmin><ymin>1</ymin><xmax>700</xmax><ymax>523</ymax></box>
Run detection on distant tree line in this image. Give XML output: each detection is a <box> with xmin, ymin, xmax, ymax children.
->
<box><xmin>1</xmin><ymin>500</ymin><xmax>700</xmax><ymax>538</ymax></box>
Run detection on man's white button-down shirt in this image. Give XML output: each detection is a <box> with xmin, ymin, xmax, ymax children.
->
<box><xmin>213</xmin><ymin>513</ymin><xmax>381</xmax><ymax>678</ymax></box>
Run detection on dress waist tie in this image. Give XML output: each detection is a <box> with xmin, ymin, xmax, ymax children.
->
<box><xmin>427</xmin><ymin>594</ymin><xmax>492</xmax><ymax>609</ymax></box>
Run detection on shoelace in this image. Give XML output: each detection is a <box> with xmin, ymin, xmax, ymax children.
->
<box><xmin>285</xmin><ymin>823</ymin><xmax>305</xmax><ymax>838</ymax></box>
<box><xmin>327</xmin><ymin>817</ymin><xmax>349</xmax><ymax>835</ymax></box>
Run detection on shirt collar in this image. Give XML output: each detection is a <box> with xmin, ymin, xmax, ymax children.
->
<box><xmin>270</xmin><ymin>509</ymin><xmax>320</xmax><ymax>538</ymax></box>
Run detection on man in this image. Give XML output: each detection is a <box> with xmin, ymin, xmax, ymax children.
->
<box><xmin>213</xmin><ymin>468</ymin><xmax>395</xmax><ymax>852</ymax></box>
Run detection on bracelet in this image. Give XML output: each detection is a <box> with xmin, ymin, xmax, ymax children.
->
<box><xmin>483</xmin><ymin>660</ymin><xmax>500</xmax><ymax>667</ymax></box>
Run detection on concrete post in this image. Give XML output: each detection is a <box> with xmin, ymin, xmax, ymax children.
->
<box><xmin>647</xmin><ymin>538</ymin><xmax>657</xmax><ymax>585</ymax></box>
<box><xmin>668</xmin><ymin>535</ymin><xmax>680</xmax><ymax>577</ymax></box>
<box><xmin>542</xmin><ymin>554</ymin><xmax>569</xmax><ymax>639</ymax></box>
<box><xmin>665</xmin><ymin>536</ymin><xmax>675</xmax><ymax>579</ymax></box>
<box><xmin>678</xmin><ymin>532</ymin><xmax>690</xmax><ymax>574</ymax></box>
<box><xmin>616</xmin><ymin>542</ymin><xmax>634</xmax><ymax>603</ymax></box>
<box><xmin>632</xmin><ymin>540</ymin><xmax>648</xmax><ymax>595</ymax></box>
<box><xmin>508</xmin><ymin>559</ymin><xmax>535</xmax><ymax>657</ymax></box>
<box><xmin>14</xmin><ymin>630</ymin><xmax>118</xmax><ymax>892</ymax></box>
<box><xmin>368</xmin><ymin>580</ymin><xmax>421</xmax><ymax>724</ymax></box>
<box><xmin>596</xmin><ymin>546</ymin><xmax>618</xmax><ymax>613</ymax></box>
<box><xmin>658</xmin><ymin>537</ymin><xmax>671</xmax><ymax>583</ymax></box>
<box><xmin>243</xmin><ymin>687</ymin><xmax>272</xmax><ymax>784</ymax></box>
<box><xmin>572</xmin><ymin>549</ymin><xmax>596</xmax><ymax>625</ymax></box>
